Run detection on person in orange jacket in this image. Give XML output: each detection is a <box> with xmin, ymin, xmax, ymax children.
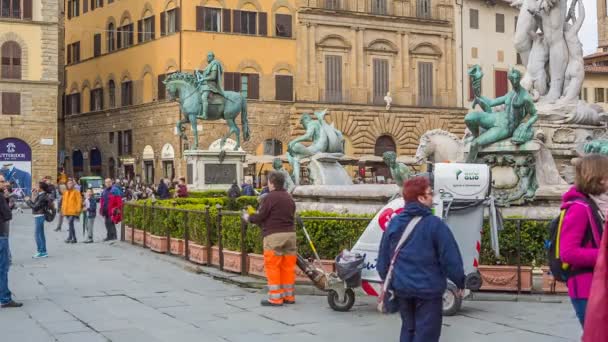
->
<box><xmin>244</xmin><ymin>171</ymin><xmax>297</xmax><ymax>306</ymax></box>
<box><xmin>61</xmin><ymin>180</ymin><xmax>82</xmax><ymax>243</ymax></box>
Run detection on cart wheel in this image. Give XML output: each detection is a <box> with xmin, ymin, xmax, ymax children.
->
<box><xmin>442</xmin><ymin>283</ymin><xmax>462</xmax><ymax>316</ymax></box>
<box><xmin>327</xmin><ymin>289</ymin><xmax>355</xmax><ymax>312</ymax></box>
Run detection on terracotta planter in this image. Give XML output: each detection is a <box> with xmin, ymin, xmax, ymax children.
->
<box><xmin>148</xmin><ymin>234</ymin><xmax>168</xmax><ymax>253</ymax></box>
<box><xmin>124</xmin><ymin>226</ymin><xmax>132</xmax><ymax>239</ymax></box>
<box><xmin>188</xmin><ymin>242</ymin><xmax>208</xmax><ymax>265</ymax></box>
<box><xmin>223</xmin><ymin>249</ymin><xmax>245</xmax><ymax>273</ymax></box>
<box><xmin>248</xmin><ymin>253</ymin><xmax>266</xmax><ymax>277</ymax></box>
<box><xmin>131</xmin><ymin>228</ymin><xmax>146</xmax><ymax>246</ymax></box>
<box><xmin>541</xmin><ymin>266</ymin><xmax>569</xmax><ymax>294</ymax></box>
<box><xmin>170</xmin><ymin>238</ymin><xmax>185</xmax><ymax>256</ymax></box>
<box><xmin>210</xmin><ymin>246</ymin><xmax>221</xmax><ymax>266</ymax></box>
<box><xmin>479</xmin><ymin>265</ymin><xmax>532</xmax><ymax>292</ymax></box>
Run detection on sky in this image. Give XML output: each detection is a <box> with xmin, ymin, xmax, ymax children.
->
<box><xmin>579</xmin><ymin>0</ymin><xmax>598</xmax><ymax>55</ymax></box>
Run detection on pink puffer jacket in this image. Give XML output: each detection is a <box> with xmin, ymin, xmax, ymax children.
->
<box><xmin>560</xmin><ymin>186</ymin><xmax>604</xmax><ymax>299</ymax></box>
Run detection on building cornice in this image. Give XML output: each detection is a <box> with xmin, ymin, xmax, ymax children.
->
<box><xmin>0</xmin><ymin>79</ymin><xmax>60</xmax><ymax>86</ymax></box>
<box><xmin>0</xmin><ymin>18</ymin><xmax>59</xmax><ymax>26</ymax></box>
<box><xmin>298</xmin><ymin>7</ymin><xmax>451</xmax><ymax>28</ymax></box>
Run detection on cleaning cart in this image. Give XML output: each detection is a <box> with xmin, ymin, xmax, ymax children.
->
<box><xmin>296</xmin><ymin>162</ymin><xmax>502</xmax><ymax>315</ymax></box>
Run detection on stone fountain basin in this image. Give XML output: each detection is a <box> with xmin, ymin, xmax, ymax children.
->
<box><xmin>292</xmin><ymin>184</ymin><xmax>399</xmax><ymax>215</ymax></box>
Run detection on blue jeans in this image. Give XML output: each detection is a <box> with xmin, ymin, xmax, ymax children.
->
<box><xmin>67</xmin><ymin>216</ymin><xmax>77</xmax><ymax>241</ymax></box>
<box><xmin>571</xmin><ymin>298</ymin><xmax>587</xmax><ymax>326</ymax></box>
<box><xmin>0</xmin><ymin>237</ymin><xmax>11</xmax><ymax>305</ymax></box>
<box><xmin>35</xmin><ymin>216</ymin><xmax>47</xmax><ymax>254</ymax></box>
<box><xmin>398</xmin><ymin>296</ymin><xmax>443</xmax><ymax>342</ymax></box>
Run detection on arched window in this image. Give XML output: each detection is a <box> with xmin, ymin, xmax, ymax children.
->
<box><xmin>1</xmin><ymin>41</ymin><xmax>21</xmax><ymax>79</ymax></box>
<box><xmin>107</xmin><ymin>23</ymin><xmax>115</xmax><ymax>52</ymax></box>
<box><xmin>374</xmin><ymin>135</ymin><xmax>396</xmax><ymax>156</ymax></box>
<box><xmin>263</xmin><ymin>139</ymin><xmax>282</xmax><ymax>156</ymax></box>
<box><xmin>108</xmin><ymin>80</ymin><xmax>116</xmax><ymax>107</ymax></box>
<box><xmin>108</xmin><ymin>157</ymin><xmax>116</xmax><ymax>179</ymax></box>
<box><xmin>72</xmin><ymin>150</ymin><xmax>84</xmax><ymax>175</ymax></box>
<box><xmin>90</xmin><ymin>148</ymin><xmax>102</xmax><ymax>176</ymax></box>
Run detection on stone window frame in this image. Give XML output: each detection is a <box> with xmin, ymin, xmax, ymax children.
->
<box><xmin>161</xmin><ymin>0</ymin><xmax>179</xmax><ymax>36</ymax></box>
<box><xmin>271</xmin><ymin>1</ymin><xmax>295</xmax><ymax>39</ymax></box>
<box><xmin>272</xmin><ymin>62</ymin><xmax>294</xmax><ymax>102</ymax></box>
<box><xmin>410</xmin><ymin>42</ymin><xmax>442</xmax><ymax>107</ymax></box>
<box><xmin>365</xmin><ymin>39</ymin><xmax>398</xmax><ymax>105</ymax></box>
<box><xmin>138</xmin><ymin>4</ymin><xmax>156</xmax><ymax>44</ymax></box>
<box><xmin>107</xmin><ymin>76</ymin><xmax>116</xmax><ymax>108</ymax></box>
<box><xmin>106</xmin><ymin>17</ymin><xmax>117</xmax><ymax>53</ymax></box>
<box><xmin>316</xmin><ymin>34</ymin><xmax>352</xmax><ymax>104</ymax></box>
<box><xmin>0</xmin><ymin>33</ymin><xmax>28</xmax><ymax>80</ymax></box>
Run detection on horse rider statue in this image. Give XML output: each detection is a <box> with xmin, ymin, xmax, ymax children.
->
<box><xmin>195</xmin><ymin>51</ymin><xmax>225</xmax><ymax>120</ymax></box>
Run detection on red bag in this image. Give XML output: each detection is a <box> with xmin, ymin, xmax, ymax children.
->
<box><xmin>583</xmin><ymin>221</ymin><xmax>608</xmax><ymax>342</ymax></box>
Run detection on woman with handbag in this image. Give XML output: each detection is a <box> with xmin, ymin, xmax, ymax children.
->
<box><xmin>377</xmin><ymin>176</ymin><xmax>465</xmax><ymax>342</ymax></box>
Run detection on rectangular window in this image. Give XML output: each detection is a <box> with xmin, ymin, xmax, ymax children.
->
<box><xmin>158</xmin><ymin>74</ymin><xmax>166</xmax><ymax>100</ymax></box>
<box><xmin>141</xmin><ymin>16</ymin><xmax>155</xmax><ymax>42</ymax></box>
<box><xmin>325</xmin><ymin>55</ymin><xmax>342</xmax><ymax>103</ymax></box>
<box><xmin>496</xmin><ymin>13</ymin><xmax>505</xmax><ymax>33</ymax></box>
<box><xmin>117</xmin><ymin>131</ymin><xmax>123</xmax><ymax>155</ymax></box>
<box><xmin>93</xmin><ymin>33</ymin><xmax>101</xmax><ymax>57</ymax></box>
<box><xmin>123</xmin><ymin>130</ymin><xmax>132</xmax><ymax>155</ymax></box>
<box><xmin>1</xmin><ymin>92</ymin><xmax>20</xmax><ymax>115</ymax></box>
<box><xmin>198</xmin><ymin>7</ymin><xmax>221</xmax><ymax>32</ymax></box>
<box><xmin>470</xmin><ymin>9</ymin><xmax>479</xmax><ymax>29</ymax></box>
<box><xmin>224</xmin><ymin>72</ymin><xmax>241</xmax><ymax>92</ymax></box>
<box><xmin>595</xmin><ymin>88</ymin><xmax>605</xmax><ymax>103</ymax></box>
<box><xmin>83</xmin><ymin>0</ymin><xmax>87</xmax><ymax>13</ymax></box>
<box><xmin>90</xmin><ymin>88</ymin><xmax>103</xmax><ymax>111</ymax></box>
<box><xmin>324</xmin><ymin>0</ymin><xmax>341</xmax><ymax>9</ymax></box>
<box><xmin>275</xmin><ymin>14</ymin><xmax>292</xmax><ymax>37</ymax></box>
<box><xmin>495</xmin><ymin>70</ymin><xmax>508</xmax><ymax>97</ymax></box>
<box><xmin>67</xmin><ymin>42</ymin><xmax>80</xmax><ymax>64</ymax></box>
<box><xmin>275</xmin><ymin>75</ymin><xmax>293</xmax><ymax>101</ymax></box>
<box><xmin>109</xmin><ymin>132</ymin><xmax>114</xmax><ymax>144</ymax></box>
<box><xmin>66</xmin><ymin>93</ymin><xmax>81</xmax><ymax>115</ymax></box>
<box><xmin>72</xmin><ymin>0</ymin><xmax>79</xmax><ymax>17</ymax></box>
<box><xmin>370</xmin><ymin>0</ymin><xmax>387</xmax><ymax>15</ymax></box>
<box><xmin>583</xmin><ymin>88</ymin><xmax>588</xmax><ymax>101</ymax></box>
<box><xmin>240</xmin><ymin>73</ymin><xmax>259</xmax><ymax>99</ymax></box>
<box><xmin>240</xmin><ymin>11</ymin><xmax>257</xmax><ymax>35</ymax></box>
<box><xmin>416</xmin><ymin>0</ymin><xmax>431</xmax><ymax>18</ymax></box>
<box><xmin>417</xmin><ymin>62</ymin><xmax>433</xmax><ymax>106</ymax></box>
<box><xmin>121</xmin><ymin>81</ymin><xmax>133</xmax><ymax>106</ymax></box>
<box><xmin>121</xmin><ymin>24</ymin><xmax>134</xmax><ymax>47</ymax></box>
<box><xmin>373</xmin><ymin>59</ymin><xmax>389</xmax><ymax>105</ymax></box>
<box><xmin>165</xmin><ymin>8</ymin><xmax>177</xmax><ymax>34</ymax></box>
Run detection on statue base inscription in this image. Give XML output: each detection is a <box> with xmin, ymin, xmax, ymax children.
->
<box><xmin>185</xmin><ymin>150</ymin><xmax>246</xmax><ymax>190</ymax></box>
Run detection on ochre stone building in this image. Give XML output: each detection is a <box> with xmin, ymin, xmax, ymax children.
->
<box><xmin>0</xmin><ymin>0</ymin><xmax>60</xmax><ymax>191</ymax></box>
<box><xmin>62</xmin><ymin>0</ymin><xmax>466</xmax><ymax>183</ymax></box>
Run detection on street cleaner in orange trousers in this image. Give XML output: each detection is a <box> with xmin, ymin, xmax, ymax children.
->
<box><xmin>243</xmin><ymin>171</ymin><xmax>297</xmax><ymax>306</ymax></box>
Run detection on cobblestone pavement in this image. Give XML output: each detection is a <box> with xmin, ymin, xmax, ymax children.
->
<box><xmin>0</xmin><ymin>212</ymin><xmax>582</xmax><ymax>342</ymax></box>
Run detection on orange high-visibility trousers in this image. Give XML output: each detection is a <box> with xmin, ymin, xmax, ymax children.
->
<box><xmin>263</xmin><ymin>232</ymin><xmax>297</xmax><ymax>304</ymax></box>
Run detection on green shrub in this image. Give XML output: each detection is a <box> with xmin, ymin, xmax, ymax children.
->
<box><xmin>480</xmin><ymin>218</ymin><xmax>550</xmax><ymax>266</ymax></box>
<box><xmin>188</xmin><ymin>190</ymin><xmax>227</xmax><ymax>198</ymax></box>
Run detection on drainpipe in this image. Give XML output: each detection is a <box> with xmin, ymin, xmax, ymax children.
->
<box><xmin>459</xmin><ymin>0</ymin><xmax>465</xmax><ymax>107</ymax></box>
<box><xmin>178</xmin><ymin>0</ymin><xmax>183</xmax><ymax>158</ymax></box>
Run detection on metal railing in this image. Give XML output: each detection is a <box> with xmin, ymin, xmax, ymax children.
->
<box><xmin>121</xmin><ymin>202</ymin><xmax>371</xmax><ymax>276</ymax></box>
<box><xmin>121</xmin><ymin>202</ymin><xmax>553</xmax><ymax>293</ymax></box>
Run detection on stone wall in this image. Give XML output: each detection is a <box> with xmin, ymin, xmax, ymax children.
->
<box><xmin>0</xmin><ymin>82</ymin><xmax>58</xmax><ymax>182</ymax></box>
<box><xmin>64</xmin><ymin>99</ymin><xmax>466</xmax><ymax>182</ymax></box>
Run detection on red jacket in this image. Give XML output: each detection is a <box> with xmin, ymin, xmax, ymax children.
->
<box><xmin>100</xmin><ymin>185</ymin><xmax>123</xmax><ymax>224</ymax></box>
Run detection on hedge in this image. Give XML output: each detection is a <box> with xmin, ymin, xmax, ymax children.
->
<box><xmin>124</xmin><ymin>198</ymin><xmax>552</xmax><ymax>265</ymax></box>
<box><xmin>124</xmin><ymin>202</ymin><xmax>372</xmax><ymax>259</ymax></box>
<box><xmin>480</xmin><ymin>219</ymin><xmax>550</xmax><ymax>267</ymax></box>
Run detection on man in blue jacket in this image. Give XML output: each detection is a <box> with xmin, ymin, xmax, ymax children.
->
<box><xmin>377</xmin><ymin>176</ymin><xmax>465</xmax><ymax>342</ymax></box>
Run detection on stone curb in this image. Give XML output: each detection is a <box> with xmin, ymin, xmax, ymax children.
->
<box><xmin>114</xmin><ymin>241</ymin><xmax>570</xmax><ymax>302</ymax></box>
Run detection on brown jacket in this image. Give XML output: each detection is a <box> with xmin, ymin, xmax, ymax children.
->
<box><xmin>249</xmin><ymin>189</ymin><xmax>295</xmax><ymax>237</ymax></box>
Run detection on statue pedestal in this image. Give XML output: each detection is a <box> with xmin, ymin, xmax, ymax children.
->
<box><xmin>302</xmin><ymin>153</ymin><xmax>353</xmax><ymax>186</ymax></box>
<box><xmin>475</xmin><ymin>139</ymin><xmax>568</xmax><ymax>206</ymax></box>
<box><xmin>184</xmin><ymin>150</ymin><xmax>246</xmax><ymax>191</ymax></box>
